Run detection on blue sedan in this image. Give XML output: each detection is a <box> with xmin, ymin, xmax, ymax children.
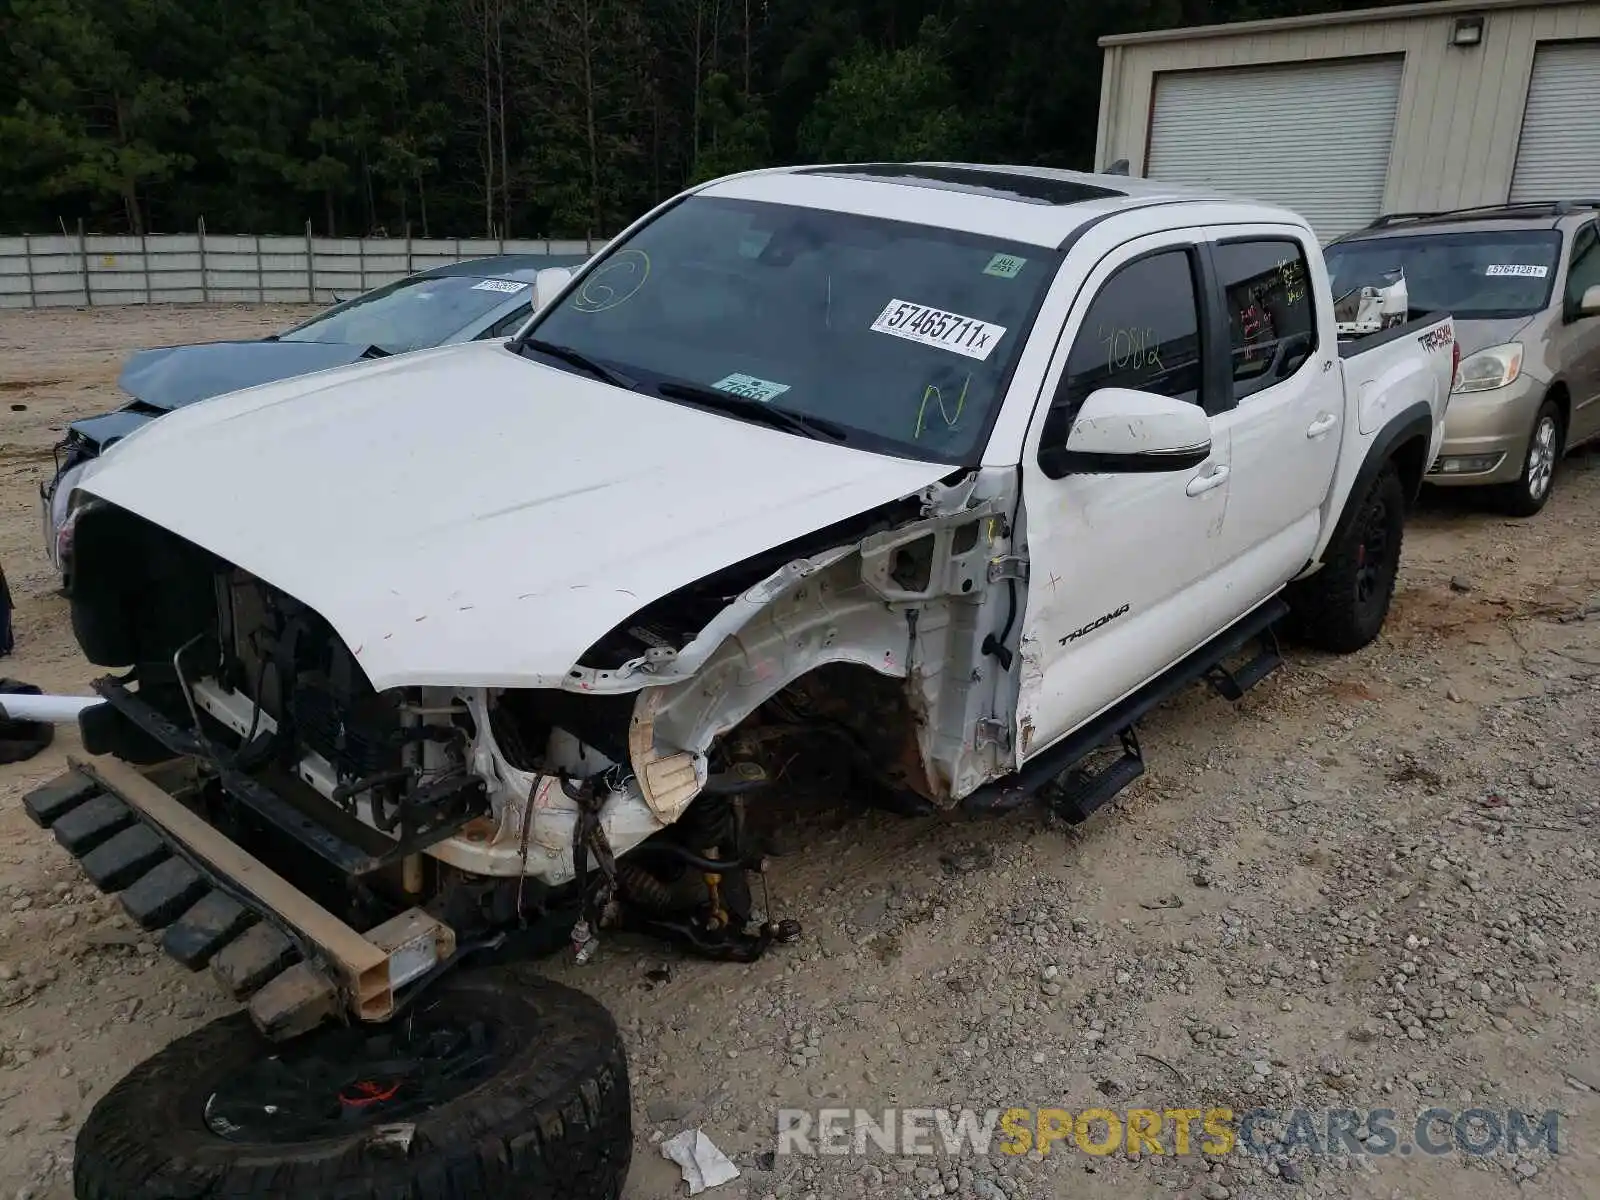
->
<box><xmin>41</xmin><ymin>253</ymin><xmax>583</xmax><ymax>588</ymax></box>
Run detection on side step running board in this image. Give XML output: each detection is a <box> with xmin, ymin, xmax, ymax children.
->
<box><xmin>1204</xmin><ymin>624</ymin><xmax>1283</xmax><ymax>702</ymax></box>
<box><xmin>1046</xmin><ymin>728</ymin><xmax>1144</xmax><ymax>825</ymax></box>
<box><xmin>963</xmin><ymin>596</ymin><xmax>1289</xmax><ymax>816</ymax></box>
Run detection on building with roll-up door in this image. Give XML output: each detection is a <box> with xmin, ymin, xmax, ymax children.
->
<box><xmin>1094</xmin><ymin>0</ymin><xmax>1600</xmax><ymax>241</ymax></box>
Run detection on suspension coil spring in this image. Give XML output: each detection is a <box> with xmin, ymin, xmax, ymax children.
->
<box><xmin>615</xmin><ymin>861</ymin><xmax>675</xmax><ymax>912</ymax></box>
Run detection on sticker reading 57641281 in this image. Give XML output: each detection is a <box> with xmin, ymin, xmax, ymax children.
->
<box><xmin>472</xmin><ymin>278</ymin><xmax>528</xmax><ymax>293</ymax></box>
<box><xmin>1485</xmin><ymin>264</ymin><xmax>1549</xmax><ymax>278</ymax></box>
<box><xmin>870</xmin><ymin>299</ymin><xmax>1007</xmax><ymax>361</ymax></box>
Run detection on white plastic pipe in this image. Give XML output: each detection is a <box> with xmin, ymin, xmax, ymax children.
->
<box><xmin>0</xmin><ymin>693</ymin><xmax>101</xmax><ymax>723</ymax></box>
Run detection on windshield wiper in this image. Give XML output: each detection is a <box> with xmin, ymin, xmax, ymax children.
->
<box><xmin>518</xmin><ymin>338</ymin><xmax>636</xmax><ymax>390</ymax></box>
<box><xmin>655</xmin><ymin>382</ymin><xmax>848</xmax><ymax>442</ymax></box>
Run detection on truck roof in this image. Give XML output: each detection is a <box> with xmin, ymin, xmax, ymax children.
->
<box><xmin>695</xmin><ymin>162</ymin><xmax>1305</xmax><ymax>250</ymax></box>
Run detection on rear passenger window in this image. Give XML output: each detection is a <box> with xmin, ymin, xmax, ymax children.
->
<box><xmin>1043</xmin><ymin>250</ymin><xmax>1205</xmax><ymax>447</ymax></box>
<box><xmin>1214</xmin><ymin>239</ymin><xmax>1318</xmax><ymax>400</ymax></box>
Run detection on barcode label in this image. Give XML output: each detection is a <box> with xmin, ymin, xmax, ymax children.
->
<box><xmin>870</xmin><ymin>299</ymin><xmax>1007</xmax><ymax>361</ymax></box>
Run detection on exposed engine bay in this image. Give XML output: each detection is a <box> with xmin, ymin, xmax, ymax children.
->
<box><xmin>66</xmin><ymin>466</ymin><xmax>1025</xmax><ymax>962</ymax></box>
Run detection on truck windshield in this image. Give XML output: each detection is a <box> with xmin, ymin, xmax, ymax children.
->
<box><xmin>279</xmin><ymin>274</ymin><xmax>531</xmax><ymax>353</ymax></box>
<box><xmin>524</xmin><ymin>196</ymin><xmax>1058</xmax><ymax>463</ymax></box>
<box><xmin>1324</xmin><ymin>230</ymin><xmax>1562</xmax><ymax>320</ymax></box>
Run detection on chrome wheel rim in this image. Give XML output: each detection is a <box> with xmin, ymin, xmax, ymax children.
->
<box><xmin>1527</xmin><ymin>416</ymin><xmax>1557</xmax><ymax>501</ymax></box>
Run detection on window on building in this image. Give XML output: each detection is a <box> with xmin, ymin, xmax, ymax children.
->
<box><xmin>1042</xmin><ymin>250</ymin><xmax>1205</xmax><ymax>449</ymax></box>
<box><xmin>1214</xmin><ymin>238</ymin><xmax>1319</xmax><ymax>401</ymax></box>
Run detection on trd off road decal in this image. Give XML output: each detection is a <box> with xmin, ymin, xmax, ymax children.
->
<box><xmin>1417</xmin><ymin>326</ymin><xmax>1455</xmax><ymax>354</ymax></box>
<box><xmin>1060</xmin><ymin>604</ymin><xmax>1131</xmax><ymax>646</ymax></box>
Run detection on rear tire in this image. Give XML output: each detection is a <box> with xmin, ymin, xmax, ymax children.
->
<box><xmin>1495</xmin><ymin>400</ymin><xmax>1562</xmax><ymax>518</ymax></box>
<box><xmin>74</xmin><ymin>965</ymin><xmax>632</xmax><ymax>1200</ymax></box>
<box><xmin>1290</xmin><ymin>463</ymin><xmax>1406</xmax><ymax>654</ymax></box>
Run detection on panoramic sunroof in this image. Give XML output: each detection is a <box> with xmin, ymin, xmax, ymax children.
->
<box><xmin>796</xmin><ymin>163</ymin><xmax>1125</xmax><ymax>206</ymax></box>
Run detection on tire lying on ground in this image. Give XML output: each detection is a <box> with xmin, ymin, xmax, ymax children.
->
<box><xmin>74</xmin><ymin>965</ymin><xmax>632</xmax><ymax>1200</ymax></box>
<box><xmin>0</xmin><ymin>679</ymin><xmax>55</xmax><ymax>766</ymax></box>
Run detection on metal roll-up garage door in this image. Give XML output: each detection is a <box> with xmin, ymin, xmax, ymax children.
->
<box><xmin>1146</xmin><ymin>57</ymin><xmax>1403</xmax><ymax>240</ymax></box>
<box><xmin>1509</xmin><ymin>42</ymin><xmax>1600</xmax><ymax>203</ymax></box>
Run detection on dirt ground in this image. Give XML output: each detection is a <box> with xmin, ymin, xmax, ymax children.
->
<box><xmin>0</xmin><ymin>304</ymin><xmax>1597</xmax><ymax>1200</ymax></box>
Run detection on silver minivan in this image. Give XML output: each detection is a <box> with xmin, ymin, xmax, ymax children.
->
<box><xmin>1325</xmin><ymin>200</ymin><xmax>1600</xmax><ymax>516</ymax></box>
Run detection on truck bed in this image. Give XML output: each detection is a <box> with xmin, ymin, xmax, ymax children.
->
<box><xmin>1336</xmin><ymin>310</ymin><xmax>1453</xmax><ymax>359</ymax></box>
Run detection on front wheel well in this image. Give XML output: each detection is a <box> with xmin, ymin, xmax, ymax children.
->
<box><xmin>1545</xmin><ymin>383</ymin><xmax>1571</xmax><ymax>438</ymax></box>
<box><xmin>731</xmin><ymin>663</ymin><xmax>935</xmax><ymax>802</ymax></box>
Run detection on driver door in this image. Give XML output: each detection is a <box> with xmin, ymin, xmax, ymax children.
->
<box><xmin>1016</xmin><ymin>232</ymin><xmax>1235</xmax><ymax>760</ymax></box>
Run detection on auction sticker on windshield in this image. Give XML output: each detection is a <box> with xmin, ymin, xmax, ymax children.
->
<box><xmin>871</xmin><ymin>300</ymin><xmax>1007</xmax><ymax>361</ymax></box>
<box><xmin>1484</xmin><ymin>265</ymin><xmax>1548</xmax><ymax>278</ymax></box>
<box><xmin>472</xmin><ymin>279</ymin><xmax>529</xmax><ymax>293</ymax></box>
<box><xmin>714</xmin><ymin>373</ymin><xmax>791</xmax><ymax>402</ymax></box>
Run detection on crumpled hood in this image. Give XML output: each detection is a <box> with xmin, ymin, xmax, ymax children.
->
<box><xmin>116</xmin><ymin>339</ymin><xmax>376</xmax><ymax>411</ymax></box>
<box><xmin>65</xmin><ymin>341</ymin><xmax>373</xmax><ymax>451</ymax></box>
<box><xmin>82</xmin><ymin>341</ymin><xmax>952</xmax><ymax>691</ymax></box>
<box><xmin>66</xmin><ymin>407</ymin><xmax>160</xmax><ymax>450</ymax></box>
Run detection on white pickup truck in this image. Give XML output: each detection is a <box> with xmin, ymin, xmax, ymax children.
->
<box><xmin>42</xmin><ymin>164</ymin><xmax>1454</xmax><ymax>1197</ymax></box>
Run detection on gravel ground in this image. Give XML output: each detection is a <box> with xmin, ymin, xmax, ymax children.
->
<box><xmin>0</xmin><ymin>305</ymin><xmax>1596</xmax><ymax>1200</ymax></box>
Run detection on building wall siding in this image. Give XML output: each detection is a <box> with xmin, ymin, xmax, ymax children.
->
<box><xmin>1098</xmin><ymin>3</ymin><xmax>1600</xmax><ymax>215</ymax></box>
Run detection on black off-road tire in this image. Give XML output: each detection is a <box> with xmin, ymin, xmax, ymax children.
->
<box><xmin>1289</xmin><ymin>462</ymin><xmax>1407</xmax><ymax>654</ymax></box>
<box><xmin>1495</xmin><ymin>399</ymin><xmax>1563</xmax><ymax>518</ymax></box>
<box><xmin>0</xmin><ymin>679</ymin><xmax>55</xmax><ymax>765</ymax></box>
<box><xmin>74</xmin><ymin>966</ymin><xmax>632</xmax><ymax>1200</ymax></box>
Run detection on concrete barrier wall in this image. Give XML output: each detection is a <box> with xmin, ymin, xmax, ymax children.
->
<box><xmin>0</xmin><ymin>226</ymin><xmax>607</xmax><ymax>309</ymax></box>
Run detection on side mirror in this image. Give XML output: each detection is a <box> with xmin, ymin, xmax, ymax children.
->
<box><xmin>1579</xmin><ymin>284</ymin><xmax>1600</xmax><ymax>319</ymax></box>
<box><xmin>533</xmin><ymin>267</ymin><xmax>574</xmax><ymax>311</ymax></box>
<box><xmin>1038</xmin><ymin>388</ymin><xmax>1212</xmax><ymax>478</ymax></box>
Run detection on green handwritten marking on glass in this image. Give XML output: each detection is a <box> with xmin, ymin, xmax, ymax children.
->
<box><xmin>983</xmin><ymin>253</ymin><xmax>1027</xmax><ymax>279</ymax></box>
<box><xmin>915</xmin><ymin>374</ymin><xmax>972</xmax><ymax>439</ymax></box>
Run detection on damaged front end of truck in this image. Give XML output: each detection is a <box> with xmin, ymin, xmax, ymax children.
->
<box><xmin>51</xmin><ymin>464</ymin><xmax>1028</xmax><ymax>1036</ymax></box>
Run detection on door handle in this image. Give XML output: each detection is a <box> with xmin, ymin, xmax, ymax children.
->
<box><xmin>1306</xmin><ymin>413</ymin><xmax>1338</xmax><ymax>438</ymax></box>
<box><xmin>1185</xmin><ymin>463</ymin><xmax>1230</xmax><ymax>497</ymax></box>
